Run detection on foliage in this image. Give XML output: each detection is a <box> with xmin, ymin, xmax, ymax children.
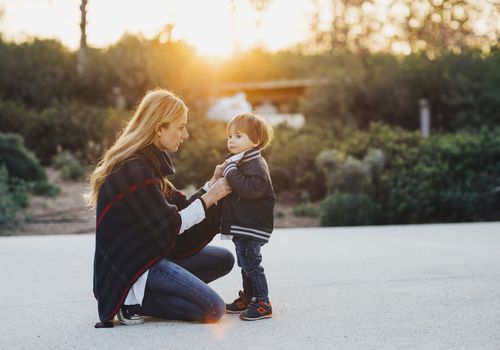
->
<box><xmin>316</xmin><ymin>148</ymin><xmax>385</xmax><ymax>196</ymax></box>
<box><xmin>265</xmin><ymin>123</ymin><xmax>340</xmax><ymax>199</ymax></box>
<box><xmin>52</xmin><ymin>150</ymin><xmax>85</xmax><ymax>181</ymax></box>
<box><xmin>292</xmin><ymin>202</ymin><xmax>319</xmax><ymax>218</ymax></box>
<box><xmin>318</xmin><ymin>0</ymin><xmax>499</xmax><ymax>55</ymax></box>
<box><xmin>1</xmin><ymin>37</ymin><xmax>498</xmax><ymax>137</ymax></box>
<box><xmin>0</xmin><ymin>99</ymin><xmax>126</xmax><ymax>165</ymax></box>
<box><xmin>317</xmin><ymin>123</ymin><xmax>500</xmax><ymax>225</ymax></box>
<box><xmin>319</xmin><ymin>193</ymin><xmax>382</xmax><ymax>226</ymax></box>
<box><xmin>30</xmin><ymin>181</ymin><xmax>60</xmax><ymax>197</ymax></box>
<box><xmin>0</xmin><ymin>39</ymin><xmax>76</xmax><ymax>108</ymax></box>
<box><xmin>0</xmin><ymin>132</ymin><xmax>46</xmax><ymax>182</ymax></box>
<box><xmin>303</xmin><ymin>50</ymin><xmax>500</xmax><ymax>132</ymax></box>
<box><xmin>0</xmin><ymin>166</ymin><xmax>29</xmax><ymax>232</ymax></box>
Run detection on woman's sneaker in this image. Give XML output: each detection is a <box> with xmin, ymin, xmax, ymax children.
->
<box><xmin>226</xmin><ymin>290</ymin><xmax>250</xmax><ymax>313</ymax></box>
<box><xmin>239</xmin><ymin>300</ymin><xmax>272</xmax><ymax>321</ymax></box>
<box><xmin>117</xmin><ymin>305</ymin><xmax>144</xmax><ymax>325</ymax></box>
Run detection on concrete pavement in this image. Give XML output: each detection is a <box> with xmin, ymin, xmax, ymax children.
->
<box><xmin>1</xmin><ymin>223</ymin><xmax>499</xmax><ymax>350</ymax></box>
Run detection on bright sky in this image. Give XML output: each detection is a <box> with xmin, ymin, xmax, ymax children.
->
<box><xmin>0</xmin><ymin>0</ymin><xmax>324</xmax><ymax>58</ymax></box>
<box><xmin>0</xmin><ymin>0</ymin><xmax>496</xmax><ymax>57</ymax></box>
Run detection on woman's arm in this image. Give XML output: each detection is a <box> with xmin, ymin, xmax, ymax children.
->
<box><xmin>177</xmin><ymin>178</ymin><xmax>232</xmax><ymax>233</ymax></box>
<box><xmin>169</xmin><ymin>178</ymin><xmax>231</xmax><ymax>258</ymax></box>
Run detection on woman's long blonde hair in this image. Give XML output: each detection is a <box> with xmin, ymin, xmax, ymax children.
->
<box><xmin>86</xmin><ymin>89</ymin><xmax>188</xmax><ymax>208</ymax></box>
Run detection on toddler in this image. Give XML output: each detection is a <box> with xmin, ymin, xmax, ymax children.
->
<box><xmin>220</xmin><ymin>113</ymin><xmax>275</xmax><ymax>321</ymax></box>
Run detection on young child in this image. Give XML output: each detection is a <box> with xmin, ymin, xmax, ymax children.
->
<box><xmin>220</xmin><ymin>113</ymin><xmax>275</xmax><ymax>321</ymax></box>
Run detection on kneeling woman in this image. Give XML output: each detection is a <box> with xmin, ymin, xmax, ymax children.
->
<box><xmin>87</xmin><ymin>89</ymin><xmax>233</xmax><ymax>327</ymax></box>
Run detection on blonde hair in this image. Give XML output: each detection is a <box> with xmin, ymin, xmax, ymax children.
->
<box><xmin>227</xmin><ymin>113</ymin><xmax>273</xmax><ymax>149</ymax></box>
<box><xmin>86</xmin><ymin>89</ymin><xmax>188</xmax><ymax>208</ymax></box>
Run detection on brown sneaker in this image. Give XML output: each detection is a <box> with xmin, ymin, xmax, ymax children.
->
<box><xmin>226</xmin><ymin>290</ymin><xmax>250</xmax><ymax>314</ymax></box>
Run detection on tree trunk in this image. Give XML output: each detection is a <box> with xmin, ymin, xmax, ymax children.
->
<box><xmin>77</xmin><ymin>0</ymin><xmax>88</xmax><ymax>76</ymax></box>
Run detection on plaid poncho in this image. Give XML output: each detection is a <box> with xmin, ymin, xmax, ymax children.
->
<box><xmin>93</xmin><ymin>145</ymin><xmax>221</xmax><ymax>323</ymax></box>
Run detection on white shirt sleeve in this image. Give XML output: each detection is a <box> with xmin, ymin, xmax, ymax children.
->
<box><xmin>178</xmin><ymin>198</ymin><xmax>206</xmax><ymax>234</ymax></box>
<box><xmin>202</xmin><ymin>181</ymin><xmax>210</xmax><ymax>192</ymax></box>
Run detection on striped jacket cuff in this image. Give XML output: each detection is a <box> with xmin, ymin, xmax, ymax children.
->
<box><xmin>223</xmin><ymin>162</ymin><xmax>237</xmax><ymax>177</ymax></box>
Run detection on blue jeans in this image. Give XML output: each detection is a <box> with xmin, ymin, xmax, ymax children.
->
<box><xmin>233</xmin><ymin>236</ymin><xmax>269</xmax><ymax>302</ymax></box>
<box><xmin>130</xmin><ymin>245</ymin><xmax>234</xmax><ymax>322</ymax></box>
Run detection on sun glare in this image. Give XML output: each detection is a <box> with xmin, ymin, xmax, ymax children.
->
<box><xmin>0</xmin><ymin>0</ymin><xmax>313</xmax><ymax>58</ymax></box>
<box><xmin>0</xmin><ymin>0</ymin><xmax>497</xmax><ymax>58</ymax></box>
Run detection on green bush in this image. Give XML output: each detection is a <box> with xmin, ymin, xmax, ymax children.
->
<box><xmin>30</xmin><ymin>181</ymin><xmax>60</xmax><ymax>197</ymax></box>
<box><xmin>266</xmin><ymin>123</ymin><xmax>340</xmax><ymax>198</ymax></box>
<box><xmin>0</xmin><ymin>132</ymin><xmax>46</xmax><ymax>182</ymax></box>
<box><xmin>52</xmin><ymin>150</ymin><xmax>85</xmax><ymax>181</ymax></box>
<box><xmin>292</xmin><ymin>202</ymin><xmax>319</xmax><ymax>218</ymax></box>
<box><xmin>324</xmin><ymin>123</ymin><xmax>500</xmax><ymax>224</ymax></box>
<box><xmin>316</xmin><ymin>147</ymin><xmax>385</xmax><ymax>196</ymax></box>
<box><xmin>0</xmin><ymin>99</ymin><xmax>125</xmax><ymax>165</ymax></box>
<box><xmin>0</xmin><ymin>132</ymin><xmax>60</xmax><ymax>197</ymax></box>
<box><xmin>320</xmin><ymin>193</ymin><xmax>382</xmax><ymax>226</ymax></box>
<box><xmin>0</xmin><ymin>166</ymin><xmax>29</xmax><ymax>232</ymax></box>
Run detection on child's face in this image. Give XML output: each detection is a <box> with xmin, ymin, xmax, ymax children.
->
<box><xmin>227</xmin><ymin>125</ymin><xmax>258</xmax><ymax>154</ymax></box>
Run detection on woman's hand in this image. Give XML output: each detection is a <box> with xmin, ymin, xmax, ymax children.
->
<box><xmin>201</xmin><ymin>178</ymin><xmax>232</xmax><ymax>208</ymax></box>
<box><xmin>208</xmin><ymin>162</ymin><xmax>227</xmax><ymax>187</ymax></box>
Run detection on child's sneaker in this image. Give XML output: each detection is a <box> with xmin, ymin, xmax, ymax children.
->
<box><xmin>239</xmin><ymin>300</ymin><xmax>272</xmax><ymax>321</ymax></box>
<box><xmin>117</xmin><ymin>305</ymin><xmax>144</xmax><ymax>325</ymax></box>
<box><xmin>225</xmin><ymin>290</ymin><xmax>250</xmax><ymax>313</ymax></box>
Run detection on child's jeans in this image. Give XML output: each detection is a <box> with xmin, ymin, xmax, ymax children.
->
<box><xmin>233</xmin><ymin>236</ymin><xmax>269</xmax><ymax>302</ymax></box>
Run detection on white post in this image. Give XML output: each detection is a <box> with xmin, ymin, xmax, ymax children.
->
<box><xmin>419</xmin><ymin>98</ymin><xmax>431</xmax><ymax>137</ymax></box>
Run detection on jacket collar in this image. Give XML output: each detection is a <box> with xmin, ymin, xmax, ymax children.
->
<box><xmin>142</xmin><ymin>144</ymin><xmax>176</xmax><ymax>176</ymax></box>
<box><xmin>227</xmin><ymin>147</ymin><xmax>261</xmax><ymax>164</ymax></box>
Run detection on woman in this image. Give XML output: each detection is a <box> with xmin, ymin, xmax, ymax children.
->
<box><xmin>87</xmin><ymin>89</ymin><xmax>233</xmax><ymax>328</ymax></box>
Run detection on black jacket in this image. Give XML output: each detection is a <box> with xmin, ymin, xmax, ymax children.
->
<box><xmin>221</xmin><ymin>148</ymin><xmax>275</xmax><ymax>243</ymax></box>
<box><xmin>93</xmin><ymin>144</ymin><xmax>221</xmax><ymax>323</ymax></box>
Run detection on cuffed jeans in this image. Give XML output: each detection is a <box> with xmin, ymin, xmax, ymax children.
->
<box><xmin>233</xmin><ymin>236</ymin><xmax>269</xmax><ymax>302</ymax></box>
<box><xmin>130</xmin><ymin>245</ymin><xmax>234</xmax><ymax>323</ymax></box>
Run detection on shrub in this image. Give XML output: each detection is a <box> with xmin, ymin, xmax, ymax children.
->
<box><xmin>266</xmin><ymin>123</ymin><xmax>339</xmax><ymax>198</ymax></box>
<box><xmin>0</xmin><ymin>132</ymin><xmax>59</xmax><ymax>197</ymax></box>
<box><xmin>316</xmin><ymin>147</ymin><xmax>385</xmax><ymax>196</ymax></box>
<box><xmin>0</xmin><ymin>132</ymin><xmax>46</xmax><ymax>182</ymax></box>
<box><xmin>292</xmin><ymin>202</ymin><xmax>319</xmax><ymax>218</ymax></box>
<box><xmin>0</xmin><ymin>99</ymin><xmax>124</xmax><ymax>165</ymax></box>
<box><xmin>319</xmin><ymin>193</ymin><xmax>382</xmax><ymax>226</ymax></box>
<box><xmin>52</xmin><ymin>150</ymin><xmax>85</xmax><ymax>181</ymax></box>
<box><xmin>0</xmin><ymin>166</ymin><xmax>29</xmax><ymax>232</ymax></box>
<box><xmin>30</xmin><ymin>181</ymin><xmax>60</xmax><ymax>197</ymax></box>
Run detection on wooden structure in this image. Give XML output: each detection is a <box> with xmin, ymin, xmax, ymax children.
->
<box><xmin>217</xmin><ymin>79</ymin><xmax>326</xmax><ymax>109</ymax></box>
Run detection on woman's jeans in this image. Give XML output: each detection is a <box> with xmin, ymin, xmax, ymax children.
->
<box><xmin>233</xmin><ymin>236</ymin><xmax>269</xmax><ymax>302</ymax></box>
<box><xmin>130</xmin><ymin>245</ymin><xmax>234</xmax><ymax>322</ymax></box>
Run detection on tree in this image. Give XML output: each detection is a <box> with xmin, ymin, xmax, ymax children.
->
<box><xmin>77</xmin><ymin>0</ymin><xmax>88</xmax><ymax>76</ymax></box>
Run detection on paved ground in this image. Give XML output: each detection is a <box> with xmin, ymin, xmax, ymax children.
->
<box><xmin>1</xmin><ymin>223</ymin><xmax>499</xmax><ymax>350</ymax></box>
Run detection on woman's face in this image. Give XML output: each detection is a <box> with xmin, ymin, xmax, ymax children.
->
<box><xmin>154</xmin><ymin>114</ymin><xmax>189</xmax><ymax>152</ymax></box>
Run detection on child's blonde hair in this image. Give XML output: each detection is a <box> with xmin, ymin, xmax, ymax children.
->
<box><xmin>227</xmin><ymin>113</ymin><xmax>273</xmax><ymax>150</ymax></box>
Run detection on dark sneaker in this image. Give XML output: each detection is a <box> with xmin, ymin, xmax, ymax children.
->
<box><xmin>117</xmin><ymin>305</ymin><xmax>144</xmax><ymax>325</ymax></box>
<box><xmin>226</xmin><ymin>290</ymin><xmax>250</xmax><ymax>314</ymax></box>
<box><xmin>239</xmin><ymin>300</ymin><xmax>272</xmax><ymax>321</ymax></box>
